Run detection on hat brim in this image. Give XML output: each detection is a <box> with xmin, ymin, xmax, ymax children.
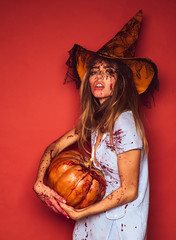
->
<box><xmin>72</xmin><ymin>44</ymin><xmax>157</xmax><ymax>94</ymax></box>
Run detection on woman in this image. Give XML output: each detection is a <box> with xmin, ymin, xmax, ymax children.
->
<box><xmin>34</xmin><ymin>57</ymin><xmax>148</xmax><ymax>239</ymax></box>
<box><xmin>34</xmin><ymin>11</ymin><xmax>158</xmax><ymax>240</ymax></box>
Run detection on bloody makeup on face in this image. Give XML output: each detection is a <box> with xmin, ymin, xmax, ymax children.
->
<box><xmin>89</xmin><ymin>60</ymin><xmax>118</xmax><ymax>104</ymax></box>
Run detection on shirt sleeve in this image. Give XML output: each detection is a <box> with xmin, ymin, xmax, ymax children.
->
<box><xmin>113</xmin><ymin>111</ymin><xmax>143</xmax><ymax>155</ymax></box>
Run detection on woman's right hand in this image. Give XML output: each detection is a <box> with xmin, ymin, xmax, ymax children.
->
<box><xmin>33</xmin><ymin>181</ymin><xmax>70</xmax><ymax>218</ymax></box>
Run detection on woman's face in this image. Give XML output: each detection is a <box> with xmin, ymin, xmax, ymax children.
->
<box><xmin>89</xmin><ymin>60</ymin><xmax>118</xmax><ymax>104</ymax></box>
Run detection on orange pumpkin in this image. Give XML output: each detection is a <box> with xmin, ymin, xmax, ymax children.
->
<box><xmin>46</xmin><ymin>150</ymin><xmax>106</xmax><ymax>209</ymax></box>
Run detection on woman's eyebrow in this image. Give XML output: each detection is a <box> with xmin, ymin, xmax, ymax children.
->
<box><xmin>103</xmin><ymin>65</ymin><xmax>115</xmax><ymax>69</ymax></box>
<box><xmin>90</xmin><ymin>67</ymin><xmax>99</xmax><ymax>69</ymax></box>
<box><xmin>91</xmin><ymin>65</ymin><xmax>115</xmax><ymax>69</ymax></box>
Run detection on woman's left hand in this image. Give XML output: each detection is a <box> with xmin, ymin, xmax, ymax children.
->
<box><xmin>60</xmin><ymin>203</ymin><xmax>87</xmax><ymax>220</ymax></box>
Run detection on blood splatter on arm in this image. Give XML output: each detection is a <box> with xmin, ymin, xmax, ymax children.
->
<box><xmin>36</xmin><ymin>127</ymin><xmax>80</xmax><ymax>183</ymax></box>
<box><xmin>33</xmin><ymin>128</ymin><xmax>79</xmax><ymax>216</ymax></box>
<box><xmin>107</xmin><ymin>189</ymin><xmax>124</xmax><ymax>204</ymax></box>
<box><xmin>67</xmin><ymin>135</ymin><xmax>74</xmax><ymax>139</ymax></box>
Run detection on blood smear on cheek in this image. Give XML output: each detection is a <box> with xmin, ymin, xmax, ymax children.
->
<box><xmin>110</xmin><ymin>83</ymin><xmax>113</xmax><ymax>91</ymax></box>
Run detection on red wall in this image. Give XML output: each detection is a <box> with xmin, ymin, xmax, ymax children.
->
<box><xmin>1</xmin><ymin>0</ymin><xmax>176</xmax><ymax>239</ymax></box>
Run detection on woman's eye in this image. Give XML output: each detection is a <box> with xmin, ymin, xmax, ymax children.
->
<box><xmin>90</xmin><ymin>71</ymin><xmax>97</xmax><ymax>75</ymax></box>
<box><xmin>106</xmin><ymin>69</ymin><xmax>115</xmax><ymax>75</ymax></box>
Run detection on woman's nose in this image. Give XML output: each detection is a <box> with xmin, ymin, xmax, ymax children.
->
<box><xmin>97</xmin><ymin>71</ymin><xmax>104</xmax><ymax>79</ymax></box>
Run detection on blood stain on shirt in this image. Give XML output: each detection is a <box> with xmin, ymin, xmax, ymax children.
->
<box><xmin>105</xmin><ymin>129</ymin><xmax>125</xmax><ymax>151</ymax></box>
<box><xmin>100</xmin><ymin>163</ymin><xmax>114</xmax><ymax>174</ymax></box>
<box><xmin>125</xmin><ymin>204</ymin><xmax>128</xmax><ymax>209</ymax></box>
<box><xmin>121</xmin><ymin>223</ymin><xmax>123</xmax><ymax>231</ymax></box>
<box><xmin>113</xmin><ymin>129</ymin><xmax>125</xmax><ymax>145</ymax></box>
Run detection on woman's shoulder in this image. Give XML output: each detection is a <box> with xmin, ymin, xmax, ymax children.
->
<box><xmin>113</xmin><ymin>111</ymin><xmax>143</xmax><ymax>153</ymax></box>
<box><xmin>114</xmin><ymin>111</ymin><xmax>135</xmax><ymax>129</ymax></box>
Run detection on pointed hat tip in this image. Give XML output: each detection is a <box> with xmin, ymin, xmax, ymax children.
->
<box><xmin>134</xmin><ymin>9</ymin><xmax>143</xmax><ymax>22</ymax></box>
<box><xmin>137</xmin><ymin>9</ymin><xmax>143</xmax><ymax>16</ymax></box>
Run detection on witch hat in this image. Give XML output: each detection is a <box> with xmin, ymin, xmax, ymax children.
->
<box><xmin>65</xmin><ymin>10</ymin><xmax>158</xmax><ymax>97</ymax></box>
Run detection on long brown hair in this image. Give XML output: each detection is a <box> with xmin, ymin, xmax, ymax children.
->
<box><xmin>76</xmin><ymin>56</ymin><xmax>147</xmax><ymax>154</ymax></box>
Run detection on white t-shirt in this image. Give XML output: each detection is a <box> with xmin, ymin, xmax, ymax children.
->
<box><xmin>73</xmin><ymin>111</ymin><xmax>149</xmax><ymax>240</ymax></box>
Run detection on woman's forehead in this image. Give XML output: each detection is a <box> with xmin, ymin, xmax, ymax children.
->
<box><xmin>91</xmin><ymin>59</ymin><xmax>117</xmax><ymax>68</ymax></box>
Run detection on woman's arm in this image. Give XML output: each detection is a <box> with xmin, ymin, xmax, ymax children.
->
<box><xmin>60</xmin><ymin>149</ymin><xmax>140</xmax><ymax>220</ymax></box>
<box><xmin>33</xmin><ymin>128</ymin><xmax>79</xmax><ymax>217</ymax></box>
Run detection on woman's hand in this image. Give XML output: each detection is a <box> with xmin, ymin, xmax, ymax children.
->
<box><xmin>33</xmin><ymin>181</ymin><xmax>70</xmax><ymax>218</ymax></box>
<box><xmin>59</xmin><ymin>203</ymin><xmax>86</xmax><ymax>220</ymax></box>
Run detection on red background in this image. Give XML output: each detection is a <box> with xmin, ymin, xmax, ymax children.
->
<box><xmin>0</xmin><ymin>0</ymin><xmax>176</xmax><ymax>239</ymax></box>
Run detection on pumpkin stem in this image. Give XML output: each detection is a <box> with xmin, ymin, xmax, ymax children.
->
<box><xmin>89</xmin><ymin>158</ymin><xmax>93</xmax><ymax>169</ymax></box>
<box><xmin>84</xmin><ymin>157</ymin><xmax>93</xmax><ymax>169</ymax></box>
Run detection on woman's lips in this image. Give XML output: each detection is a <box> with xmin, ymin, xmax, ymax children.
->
<box><xmin>93</xmin><ymin>82</ymin><xmax>104</xmax><ymax>90</ymax></box>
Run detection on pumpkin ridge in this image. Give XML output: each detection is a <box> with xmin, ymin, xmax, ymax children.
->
<box><xmin>75</xmin><ymin>178</ymin><xmax>100</xmax><ymax>208</ymax></box>
<box><xmin>91</xmin><ymin>171</ymin><xmax>105</xmax><ymax>202</ymax></box>
<box><xmin>50</xmin><ymin>163</ymin><xmax>74</xmax><ymax>187</ymax></box>
<box><xmin>47</xmin><ymin>160</ymin><xmax>81</xmax><ymax>188</ymax></box>
<box><xmin>52</xmin><ymin>164</ymin><xmax>81</xmax><ymax>189</ymax></box>
<box><xmin>48</xmin><ymin>158</ymin><xmax>80</xmax><ymax>173</ymax></box>
<box><xmin>66</xmin><ymin>171</ymin><xmax>92</xmax><ymax>206</ymax></box>
<box><xmin>52</xmin><ymin>164</ymin><xmax>89</xmax><ymax>199</ymax></box>
<box><xmin>93</xmin><ymin>172</ymin><xmax>102</xmax><ymax>202</ymax></box>
<box><xmin>74</xmin><ymin>172</ymin><xmax>94</xmax><ymax>208</ymax></box>
<box><xmin>89</xmin><ymin>168</ymin><xmax>106</xmax><ymax>201</ymax></box>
